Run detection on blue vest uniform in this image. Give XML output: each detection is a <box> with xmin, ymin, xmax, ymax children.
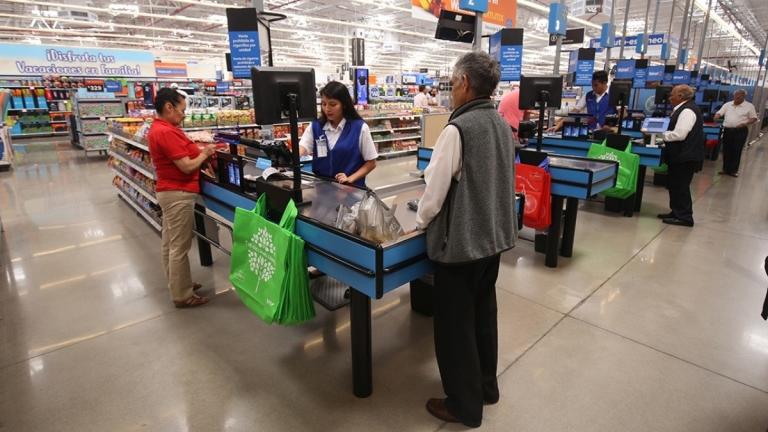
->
<box><xmin>311</xmin><ymin>118</ymin><xmax>367</xmax><ymax>188</ymax></box>
<box><xmin>585</xmin><ymin>91</ymin><xmax>615</xmax><ymax>129</ymax></box>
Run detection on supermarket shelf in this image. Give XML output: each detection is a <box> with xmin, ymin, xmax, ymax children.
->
<box><xmin>116</xmin><ymin>189</ymin><xmax>162</xmax><ymax>232</ymax></box>
<box><xmin>182</xmin><ymin>123</ymin><xmax>260</xmax><ymax>132</ymax></box>
<box><xmin>108</xmin><ymin>133</ymin><xmax>149</xmax><ymax>152</ymax></box>
<box><xmin>112</xmin><ymin>169</ymin><xmax>157</xmax><ymax>204</ymax></box>
<box><xmin>373</xmin><ymin>135</ymin><xmax>421</xmax><ymax>144</ymax></box>
<box><xmin>50</xmin><ymin>121</ymin><xmax>68</xmax><ymax>124</ymax></box>
<box><xmin>50</xmin><ymin>111</ymin><xmax>72</xmax><ymax>113</ymax></box>
<box><xmin>79</xmin><ymin>131</ymin><xmax>108</xmax><ymax>136</ymax></box>
<box><xmin>78</xmin><ymin>99</ymin><xmax>122</xmax><ymax>103</ymax></box>
<box><xmin>362</xmin><ymin>114</ymin><xmax>420</xmax><ymax>121</ymax></box>
<box><xmin>108</xmin><ymin>150</ymin><xmax>156</xmax><ymax>180</ymax></box>
<box><xmin>7</xmin><ymin>108</ymin><xmax>49</xmax><ymax>111</ymax></box>
<box><xmin>11</xmin><ymin>131</ymin><xmax>60</xmax><ymax>138</ymax></box>
<box><xmin>370</xmin><ymin>126</ymin><xmax>421</xmax><ymax>132</ymax></box>
<box><xmin>80</xmin><ymin>115</ymin><xmax>124</xmax><ymax>120</ymax></box>
<box><xmin>378</xmin><ymin>149</ymin><xmax>417</xmax><ymax>159</ymax></box>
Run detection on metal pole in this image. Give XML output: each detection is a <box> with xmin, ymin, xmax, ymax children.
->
<box><xmin>688</xmin><ymin>19</ymin><xmax>698</xmax><ymax>69</ymax></box>
<box><xmin>252</xmin><ymin>0</ymin><xmax>264</xmax><ymax>11</ymax></box>
<box><xmin>618</xmin><ymin>0</ymin><xmax>632</xmax><ymax>59</ymax></box>
<box><xmin>641</xmin><ymin>0</ymin><xmax>652</xmax><ymax>58</ymax></box>
<box><xmin>605</xmin><ymin>0</ymin><xmax>617</xmax><ymax>71</ymax></box>
<box><xmin>677</xmin><ymin>0</ymin><xmax>693</xmax><ymax>66</ymax></box>
<box><xmin>553</xmin><ymin>0</ymin><xmax>567</xmax><ymax>74</ymax></box>
<box><xmin>665</xmin><ymin>0</ymin><xmax>677</xmax><ymax>65</ymax></box>
<box><xmin>651</xmin><ymin>0</ymin><xmax>661</xmax><ymax>33</ymax></box>
<box><xmin>473</xmin><ymin>13</ymin><xmax>484</xmax><ymax>51</ymax></box>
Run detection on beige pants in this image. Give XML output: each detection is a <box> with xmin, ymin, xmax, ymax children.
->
<box><xmin>157</xmin><ymin>190</ymin><xmax>197</xmax><ymax>302</ymax></box>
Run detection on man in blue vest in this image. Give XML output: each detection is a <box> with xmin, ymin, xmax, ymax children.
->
<box><xmin>548</xmin><ymin>70</ymin><xmax>616</xmax><ymax>132</ymax></box>
<box><xmin>416</xmin><ymin>51</ymin><xmax>517</xmax><ymax>428</ymax></box>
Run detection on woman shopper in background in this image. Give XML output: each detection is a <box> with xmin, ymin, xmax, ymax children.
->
<box><xmin>148</xmin><ymin>88</ymin><xmax>216</xmax><ymax>308</ymax></box>
<box><xmin>298</xmin><ymin>81</ymin><xmax>377</xmax><ymax>187</ymax></box>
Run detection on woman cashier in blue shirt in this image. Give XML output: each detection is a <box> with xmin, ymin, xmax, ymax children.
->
<box><xmin>299</xmin><ymin>81</ymin><xmax>377</xmax><ymax>187</ymax></box>
<box><xmin>548</xmin><ymin>70</ymin><xmax>616</xmax><ymax>132</ymax></box>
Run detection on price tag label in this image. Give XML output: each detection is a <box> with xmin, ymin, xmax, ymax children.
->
<box><xmin>100</xmin><ymin>116</ymin><xmax>106</xmax><ymax>121</ymax></box>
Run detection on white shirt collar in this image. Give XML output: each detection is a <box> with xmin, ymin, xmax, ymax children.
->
<box><xmin>323</xmin><ymin>118</ymin><xmax>346</xmax><ymax>133</ymax></box>
<box><xmin>673</xmin><ymin>101</ymin><xmax>687</xmax><ymax>112</ymax></box>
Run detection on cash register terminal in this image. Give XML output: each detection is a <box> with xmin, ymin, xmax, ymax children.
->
<box><xmin>640</xmin><ymin>117</ymin><xmax>670</xmax><ymax>148</ymax></box>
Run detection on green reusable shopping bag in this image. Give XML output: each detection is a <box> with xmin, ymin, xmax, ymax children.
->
<box><xmin>587</xmin><ymin>140</ymin><xmax>640</xmax><ymax>199</ymax></box>
<box><xmin>653</xmin><ymin>163</ymin><xmax>668</xmax><ymax>174</ymax></box>
<box><xmin>229</xmin><ymin>195</ymin><xmax>315</xmax><ymax>325</ymax></box>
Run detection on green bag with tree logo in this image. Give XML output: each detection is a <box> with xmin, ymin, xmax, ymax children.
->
<box><xmin>587</xmin><ymin>140</ymin><xmax>640</xmax><ymax>199</ymax></box>
<box><xmin>229</xmin><ymin>194</ymin><xmax>315</xmax><ymax>325</ymax></box>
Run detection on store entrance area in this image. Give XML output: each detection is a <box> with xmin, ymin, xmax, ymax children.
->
<box><xmin>1</xmin><ymin>139</ymin><xmax>768</xmax><ymax>431</ymax></box>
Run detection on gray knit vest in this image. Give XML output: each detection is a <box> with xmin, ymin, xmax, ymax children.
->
<box><xmin>426</xmin><ymin>99</ymin><xmax>517</xmax><ymax>264</ymax></box>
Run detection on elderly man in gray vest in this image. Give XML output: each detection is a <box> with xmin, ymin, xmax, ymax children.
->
<box><xmin>416</xmin><ymin>51</ymin><xmax>517</xmax><ymax>428</ymax></box>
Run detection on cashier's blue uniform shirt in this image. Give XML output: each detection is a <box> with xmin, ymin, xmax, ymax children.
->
<box><xmin>311</xmin><ymin>119</ymin><xmax>367</xmax><ymax>188</ymax></box>
<box><xmin>585</xmin><ymin>91</ymin><xmax>615</xmax><ymax>129</ymax></box>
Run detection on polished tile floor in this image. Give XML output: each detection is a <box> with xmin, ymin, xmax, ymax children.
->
<box><xmin>1</xmin><ymin>138</ymin><xmax>768</xmax><ymax>432</ymax></box>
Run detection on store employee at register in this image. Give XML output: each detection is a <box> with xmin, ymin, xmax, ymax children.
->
<box><xmin>299</xmin><ymin>81</ymin><xmax>377</xmax><ymax>187</ymax></box>
<box><xmin>548</xmin><ymin>70</ymin><xmax>615</xmax><ymax>132</ymax></box>
<box><xmin>148</xmin><ymin>88</ymin><xmax>216</xmax><ymax>308</ymax></box>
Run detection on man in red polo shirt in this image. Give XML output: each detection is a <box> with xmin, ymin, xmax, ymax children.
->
<box><xmin>148</xmin><ymin>88</ymin><xmax>216</xmax><ymax>308</ymax></box>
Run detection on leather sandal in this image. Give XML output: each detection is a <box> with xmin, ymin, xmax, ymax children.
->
<box><xmin>174</xmin><ymin>294</ymin><xmax>209</xmax><ymax>309</ymax></box>
<box><xmin>192</xmin><ymin>282</ymin><xmax>203</xmax><ymax>291</ymax></box>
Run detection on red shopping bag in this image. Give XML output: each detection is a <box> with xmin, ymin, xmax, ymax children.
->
<box><xmin>515</xmin><ymin>163</ymin><xmax>552</xmax><ymax>230</ymax></box>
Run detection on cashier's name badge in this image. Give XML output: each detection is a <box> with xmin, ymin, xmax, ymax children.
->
<box><xmin>316</xmin><ymin>136</ymin><xmax>329</xmax><ymax>158</ymax></box>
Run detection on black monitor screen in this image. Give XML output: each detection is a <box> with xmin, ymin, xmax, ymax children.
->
<box><xmin>609</xmin><ymin>80</ymin><xmax>632</xmax><ymax>106</ymax></box>
<box><xmin>518</xmin><ymin>75</ymin><xmax>563</xmax><ymax>109</ymax></box>
<box><xmin>702</xmin><ymin>89</ymin><xmax>719</xmax><ymax>102</ymax></box>
<box><xmin>718</xmin><ymin>90</ymin><xmax>729</xmax><ymax>102</ymax></box>
<box><xmin>435</xmin><ymin>10</ymin><xmax>476</xmax><ymax>43</ymax></box>
<box><xmin>251</xmin><ymin>67</ymin><xmax>317</xmax><ymax>125</ymax></box>
<box><xmin>655</xmin><ymin>85</ymin><xmax>673</xmax><ymax>104</ymax></box>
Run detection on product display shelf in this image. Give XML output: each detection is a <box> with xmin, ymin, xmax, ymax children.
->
<box><xmin>370</xmin><ymin>126</ymin><xmax>421</xmax><ymax>132</ymax></box>
<box><xmin>108</xmin><ymin>133</ymin><xmax>149</xmax><ymax>152</ymax></box>
<box><xmin>362</xmin><ymin>114</ymin><xmax>420</xmax><ymax>121</ymax></box>
<box><xmin>373</xmin><ymin>135</ymin><xmax>421</xmax><ymax>144</ymax></box>
<box><xmin>182</xmin><ymin>123</ymin><xmax>260</xmax><ymax>132</ymax></box>
<box><xmin>116</xmin><ymin>188</ymin><xmax>162</xmax><ymax>231</ymax></box>
<box><xmin>73</xmin><ymin>98</ymin><xmax>124</xmax><ymax>155</ymax></box>
<box><xmin>81</xmin><ymin>115</ymin><xmax>124</xmax><ymax>120</ymax></box>
<box><xmin>111</xmin><ymin>167</ymin><xmax>157</xmax><ymax>204</ymax></box>
<box><xmin>108</xmin><ymin>149</ymin><xmax>156</xmax><ymax>180</ymax></box>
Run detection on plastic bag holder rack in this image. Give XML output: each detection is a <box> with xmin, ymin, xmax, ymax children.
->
<box><xmin>517</xmin><ymin>148</ymin><xmax>549</xmax><ymax>166</ymax></box>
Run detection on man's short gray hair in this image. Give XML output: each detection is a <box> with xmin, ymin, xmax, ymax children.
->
<box><xmin>675</xmin><ymin>84</ymin><xmax>695</xmax><ymax>100</ymax></box>
<box><xmin>734</xmin><ymin>88</ymin><xmax>747</xmax><ymax>96</ymax></box>
<box><xmin>453</xmin><ymin>51</ymin><xmax>501</xmax><ymax>98</ymax></box>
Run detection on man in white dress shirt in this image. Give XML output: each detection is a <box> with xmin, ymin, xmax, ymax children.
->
<box><xmin>658</xmin><ymin>85</ymin><xmax>705</xmax><ymax>227</ymax></box>
<box><xmin>714</xmin><ymin>89</ymin><xmax>758</xmax><ymax>177</ymax></box>
<box><xmin>416</xmin><ymin>51</ymin><xmax>516</xmax><ymax>428</ymax></box>
<box><xmin>413</xmin><ymin>85</ymin><xmax>430</xmax><ymax>108</ymax></box>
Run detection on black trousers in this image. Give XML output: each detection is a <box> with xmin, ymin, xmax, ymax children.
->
<box><xmin>667</xmin><ymin>161</ymin><xmax>698</xmax><ymax>223</ymax></box>
<box><xmin>433</xmin><ymin>254</ymin><xmax>501</xmax><ymax>427</ymax></box>
<box><xmin>722</xmin><ymin>127</ymin><xmax>749</xmax><ymax>174</ymax></box>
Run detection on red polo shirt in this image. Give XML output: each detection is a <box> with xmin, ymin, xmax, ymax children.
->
<box><xmin>148</xmin><ymin>118</ymin><xmax>201</xmax><ymax>193</ymax></box>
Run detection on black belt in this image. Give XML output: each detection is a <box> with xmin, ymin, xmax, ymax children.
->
<box><xmin>724</xmin><ymin>126</ymin><xmax>747</xmax><ymax>130</ymax></box>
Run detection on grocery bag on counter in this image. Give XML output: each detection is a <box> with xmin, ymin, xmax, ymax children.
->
<box><xmin>229</xmin><ymin>194</ymin><xmax>315</xmax><ymax>325</ymax></box>
<box><xmin>515</xmin><ymin>157</ymin><xmax>552</xmax><ymax>230</ymax></box>
<box><xmin>335</xmin><ymin>191</ymin><xmax>403</xmax><ymax>243</ymax></box>
<box><xmin>587</xmin><ymin>140</ymin><xmax>640</xmax><ymax>199</ymax></box>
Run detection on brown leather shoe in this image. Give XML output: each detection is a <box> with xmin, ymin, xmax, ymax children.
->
<box><xmin>426</xmin><ymin>398</ymin><xmax>461</xmax><ymax>423</ymax></box>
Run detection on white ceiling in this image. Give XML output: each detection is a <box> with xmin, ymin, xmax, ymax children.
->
<box><xmin>0</xmin><ymin>0</ymin><xmax>765</xmax><ymax>78</ymax></box>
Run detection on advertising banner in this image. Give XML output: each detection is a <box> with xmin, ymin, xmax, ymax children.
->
<box><xmin>633</xmin><ymin>59</ymin><xmax>648</xmax><ymax>88</ymax></box>
<box><xmin>549</xmin><ymin>28</ymin><xmax>585</xmax><ymax>46</ymax></box>
<box><xmin>354</xmin><ymin>68</ymin><xmax>369</xmax><ymax>105</ymax></box>
<box><xmin>672</xmin><ymin>70</ymin><xmax>691</xmax><ymax>85</ymax></box>
<box><xmin>646</xmin><ymin>65</ymin><xmax>664</xmax><ymax>82</ymax></box>
<box><xmin>0</xmin><ymin>43</ymin><xmax>155</xmax><ymax>77</ymax></box>
<box><xmin>572</xmin><ymin>48</ymin><xmax>595</xmax><ymax>87</ymax></box>
<box><xmin>411</xmin><ymin>0</ymin><xmax>516</xmax><ymax>28</ymax></box>
<box><xmin>154</xmin><ymin>61</ymin><xmax>188</xmax><ymax>78</ymax></box>
<box><xmin>490</xmin><ymin>28</ymin><xmax>523</xmax><ymax>82</ymax></box>
<box><xmin>226</xmin><ymin>8</ymin><xmax>261</xmax><ymax>79</ymax></box>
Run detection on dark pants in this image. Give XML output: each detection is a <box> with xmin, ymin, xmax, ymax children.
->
<box><xmin>433</xmin><ymin>254</ymin><xmax>501</xmax><ymax>428</ymax></box>
<box><xmin>667</xmin><ymin>161</ymin><xmax>698</xmax><ymax>223</ymax></box>
<box><xmin>722</xmin><ymin>127</ymin><xmax>749</xmax><ymax>174</ymax></box>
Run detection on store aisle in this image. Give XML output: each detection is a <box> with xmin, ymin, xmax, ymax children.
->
<box><xmin>1</xmin><ymin>140</ymin><xmax>768</xmax><ymax>432</ymax></box>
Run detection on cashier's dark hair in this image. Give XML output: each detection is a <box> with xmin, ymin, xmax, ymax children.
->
<box><xmin>319</xmin><ymin>81</ymin><xmax>362</xmax><ymax>124</ymax></box>
<box><xmin>592</xmin><ymin>70</ymin><xmax>609</xmax><ymax>84</ymax></box>
<box><xmin>154</xmin><ymin>88</ymin><xmax>185</xmax><ymax>114</ymax></box>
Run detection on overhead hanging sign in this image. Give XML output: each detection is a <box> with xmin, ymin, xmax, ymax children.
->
<box><xmin>615</xmin><ymin>59</ymin><xmax>635</xmax><ymax>80</ymax></box>
<box><xmin>459</xmin><ymin>0</ymin><xmax>488</xmax><ymax>13</ymax></box>
<box><xmin>410</xmin><ymin>0</ymin><xmax>516</xmax><ymax>28</ymax></box>
<box><xmin>490</xmin><ymin>28</ymin><xmax>523</xmax><ymax>82</ymax></box>
<box><xmin>226</xmin><ymin>8</ymin><xmax>262</xmax><ymax>79</ymax></box>
<box><xmin>549</xmin><ymin>28</ymin><xmax>585</xmax><ymax>46</ymax></box>
<box><xmin>646</xmin><ymin>65</ymin><xmax>664</xmax><ymax>82</ymax></box>
<box><xmin>548</xmin><ymin>3</ymin><xmax>568</xmax><ymax>36</ymax></box>
<box><xmin>569</xmin><ymin>48</ymin><xmax>595</xmax><ymax>86</ymax></box>
<box><xmin>351</xmin><ymin>38</ymin><xmax>365</xmax><ymax>66</ymax></box>
<box><xmin>672</xmin><ymin>70</ymin><xmax>691</xmax><ymax>85</ymax></box>
<box><xmin>0</xmin><ymin>43</ymin><xmax>156</xmax><ymax>77</ymax></box>
<box><xmin>600</xmin><ymin>23</ymin><xmax>614</xmax><ymax>48</ymax></box>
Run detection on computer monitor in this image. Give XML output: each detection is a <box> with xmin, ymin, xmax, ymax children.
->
<box><xmin>718</xmin><ymin>90</ymin><xmax>729</xmax><ymax>102</ymax></box>
<box><xmin>605</xmin><ymin>133</ymin><xmax>631</xmax><ymax>151</ymax></box>
<box><xmin>251</xmin><ymin>66</ymin><xmax>317</xmax><ymax>125</ymax></box>
<box><xmin>655</xmin><ymin>85</ymin><xmax>673</xmax><ymax>104</ymax></box>
<box><xmin>702</xmin><ymin>89</ymin><xmax>719</xmax><ymax>102</ymax></box>
<box><xmin>518</xmin><ymin>75</ymin><xmax>563</xmax><ymax>109</ymax></box>
<box><xmin>435</xmin><ymin>10</ymin><xmax>476</xmax><ymax>43</ymax></box>
<box><xmin>609</xmin><ymin>80</ymin><xmax>632</xmax><ymax>107</ymax></box>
